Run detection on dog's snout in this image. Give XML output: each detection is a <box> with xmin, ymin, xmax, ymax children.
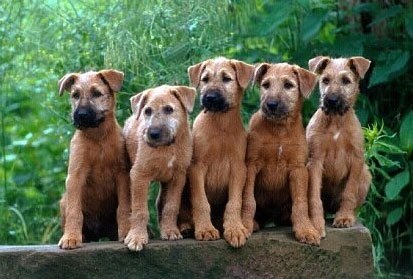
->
<box><xmin>75</xmin><ymin>107</ymin><xmax>93</xmax><ymax>120</ymax></box>
<box><xmin>266</xmin><ymin>100</ymin><xmax>279</xmax><ymax>112</ymax></box>
<box><xmin>73</xmin><ymin>106</ymin><xmax>102</xmax><ymax>129</ymax></box>
<box><xmin>201</xmin><ymin>89</ymin><xmax>229</xmax><ymax>112</ymax></box>
<box><xmin>148</xmin><ymin>127</ymin><xmax>162</xmax><ymax>140</ymax></box>
<box><xmin>205</xmin><ymin>92</ymin><xmax>219</xmax><ymax>102</ymax></box>
<box><xmin>326</xmin><ymin>95</ymin><xmax>339</xmax><ymax>106</ymax></box>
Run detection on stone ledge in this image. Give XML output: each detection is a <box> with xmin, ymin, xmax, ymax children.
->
<box><xmin>0</xmin><ymin>223</ymin><xmax>373</xmax><ymax>279</ymax></box>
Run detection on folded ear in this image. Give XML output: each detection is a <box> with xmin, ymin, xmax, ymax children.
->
<box><xmin>130</xmin><ymin>89</ymin><xmax>150</xmax><ymax>117</ymax></box>
<box><xmin>230</xmin><ymin>59</ymin><xmax>255</xmax><ymax>90</ymax></box>
<box><xmin>171</xmin><ymin>86</ymin><xmax>196</xmax><ymax>113</ymax></box>
<box><xmin>253</xmin><ymin>63</ymin><xmax>271</xmax><ymax>86</ymax></box>
<box><xmin>58</xmin><ymin>73</ymin><xmax>78</xmax><ymax>96</ymax></box>
<box><xmin>293</xmin><ymin>66</ymin><xmax>317</xmax><ymax>99</ymax></box>
<box><xmin>348</xmin><ymin>56</ymin><xmax>371</xmax><ymax>79</ymax></box>
<box><xmin>308</xmin><ymin>56</ymin><xmax>330</xmax><ymax>74</ymax></box>
<box><xmin>98</xmin><ymin>69</ymin><xmax>124</xmax><ymax>92</ymax></box>
<box><xmin>188</xmin><ymin>61</ymin><xmax>206</xmax><ymax>88</ymax></box>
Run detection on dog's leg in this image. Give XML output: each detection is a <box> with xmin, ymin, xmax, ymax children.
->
<box><xmin>116</xmin><ymin>170</ymin><xmax>131</xmax><ymax>242</ymax></box>
<box><xmin>125</xmin><ymin>167</ymin><xmax>150</xmax><ymax>251</ymax></box>
<box><xmin>307</xmin><ymin>159</ymin><xmax>326</xmax><ymax>237</ymax></box>
<box><xmin>159</xmin><ymin>171</ymin><xmax>186</xmax><ymax>241</ymax></box>
<box><xmin>242</xmin><ymin>164</ymin><xmax>259</xmax><ymax>235</ymax></box>
<box><xmin>223</xmin><ymin>163</ymin><xmax>249</xmax><ymax>248</ymax></box>
<box><xmin>333</xmin><ymin>159</ymin><xmax>368</xmax><ymax>227</ymax></box>
<box><xmin>289</xmin><ymin>166</ymin><xmax>321</xmax><ymax>246</ymax></box>
<box><xmin>190</xmin><ymin>163</ymin><xmax>220</xmax><ymax>241</ymax></box>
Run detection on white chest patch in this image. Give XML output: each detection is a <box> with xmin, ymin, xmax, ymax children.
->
<box><xmin>278</xmin><ymin>145</ymin><xmax>283</xmax><ymax>156</ymax></box>
<box><xmin>333</xmin><ymin>132</ymin><xmax>340</xmax><ymax>141</ymax></box>
<box><xmin>168</xmin><ymin>156</ymin><xmax>176</xmax><ymax>168</ymax></box>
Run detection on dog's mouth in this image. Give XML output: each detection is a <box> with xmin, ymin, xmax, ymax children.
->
<box><xmin>261</xmin><ymin>100</ymin><xmax>289</xmax><ymax>120</ymax></box>
<box><xmin>201</xmin><ymin>91</ymin><xmax>229</xmax><ymax>113</ymax></box>
<box><xmin>143</xmin><ymin>126</ymin><xmax>175</xmax><ymax>148</ymax></box>
<box><xmin>321</xmin><ymin>95</ymin><xmax>349</xmax><ymax>116</ymax></box>
<box><xmin>73</xmin><ymin>107</ymin><xmax>105</xmax><ymax>129</ymax></box>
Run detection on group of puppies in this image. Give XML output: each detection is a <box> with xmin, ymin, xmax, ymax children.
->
<box><xmin>57</xmin><ymin>56</ymin><xmax>371</xmax><ymax>251</ymax></box>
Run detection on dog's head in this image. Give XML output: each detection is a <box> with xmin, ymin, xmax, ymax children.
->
<box><xmin>130</xmin><ymin>85</ymin><xmax>196</xmax><ymax>148</ymax></box>
<box><xmin>309</xmin><ymin>56</ymin><xmax>371</xmax><ymax>116</ymax></box>
<box><xmin>58</xmin><ymin>70</ymin><xmax>124</xmax><ymax>130</ymax></box>
<box><xmin>253</xmin><ymin>63</ymin><xmax>316</xmax><ymax>121</ymax></box>
<box><xmin>188</xmin><ymin>57</ymin><xmax>254</xmax><ymax>113</ymax></box>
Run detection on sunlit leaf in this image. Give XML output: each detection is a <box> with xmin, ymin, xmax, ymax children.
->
<box><xmin>386</xmin><ymin>207</ymin><xmax>403</xmax><ymax>226</ymax></box>
<box><xmin>400</xmin><ymin>111</ymin><xmax>413</xmax><ymax>154</ymax></box>
<box><xmin>385</xmin><ymin>170</ymin><xmax>410</xmax><ymax>200</ymax></box>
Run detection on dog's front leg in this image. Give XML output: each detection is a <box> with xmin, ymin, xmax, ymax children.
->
<box><xmin>223</xmin><ymin>162</ymin><xmax>249</xmax><ymax>248</ymax></box>
<box><xmin>125</xmin><ymin>165</ymin><xmax>150</xmax><ymax>251</ymax></box>
<box><xmin>116</xmin><ymin>170</ymin><xmax>131</xmax><ymax>242</ymax></box>
<box><xmin>307</xmin><ymin>158</ymin><xmax>326</xmax><ymax>237</ymax></box>
<box><xmin>241</xmin><ymin>163</ymin><xmax>260</xmax><ymax>235</ymax></box>
<box><xmin>189</xmin><ymin>163</ymin><xmax>220</xmax><ymax>241</ymax></box>
<box><xmin>289</xmin><ymin>166</ymin><xmax>321</xmax><ymax>246</ymax></box>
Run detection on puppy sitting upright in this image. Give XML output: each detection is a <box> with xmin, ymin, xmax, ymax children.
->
<box><xmin>242</xmin><ymin>63</ymin><xmax>320</xmax><ymax>245</ymax></box>
<box><xmin>123</xmin><ymin>85</ymin><xmax>195</xmax><ymax>251</ymax></box>
<box><xmin>307</xmin><ymin>56</ymin><xmax>371</xmax><ymax>237</ymax></box>
<box><xmin>185</xmin><ymin>57</ymin><xmax>254</xmax><ymax>248</ymax></box>
<box><xmin>58</xmin><ymin>70</ymin><xmax>130</xmax><ymax>249</ymax></box>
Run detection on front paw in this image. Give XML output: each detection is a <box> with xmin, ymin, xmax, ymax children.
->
<box><xmin>333</xmin><ymin>214</ymin><xmax>355</xmax><ymax>228</ymax></box>
<box><xmin>294</xmin><ymin>226</ymin><xmax>321</xmax><ymax>246</ymax></box>
<box><xmin>195</xmin><ymin>225</ymin><xmax>220</xmax><ymax>241</ymax></box>
<box><xmin>242</xmin><ymin>217</ymin><xmax>254</xmax><ymax>235</ymax></box>
<box><xmin>310</xmin><ymin>216</ymin><xmax>326</xmax><ymax>238</ymax></box>
<box><xmin>124</xmin><ymin>229</ymin><xmax>149</xmax><ymax>251</ymax></box>
<box><xmin>161</xmin><ymin>226</ymin><xmax>183</xmax><ymax>241</ymax></box>
<box><xmin>224</xmin><ymin>224</ymin><xmax>249</xmax><ymax>248</ymax></box>
<box><xmin>58</xmin><ymin>233</ymin><xmax>83</xmax><ymax>250</ymax></box>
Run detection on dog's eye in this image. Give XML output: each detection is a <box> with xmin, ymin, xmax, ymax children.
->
<box><xmin>342</xmin><ymin>77</ymin><xmax>351</xmax><ymax>85</ymax></box>
<box><xmin>322</xmin><ymin>77</ymin><xmax>330</xmax><ymax>85</ymax></box>
<box><xmin>144</xmin><ymin>107</ymin><xmax>152</xmax><ymax>116</ymax></box>
<box><xmin>92</xmin><ymin>90</ymin><xmax>103</xmax><ymax>98</ymax></box>
<box><xmin>72</xmin><ymin>91</ymin><xmax>80</xmax><ymax>99</ymax></box>
<box><xmin>262</xmin><ymin>81</ymin><xmax>270</xmax><ymax>89</ymax></box>
<box><xmin>222</xmin><ymin>76</ymin><xmax>232</xmax><ymax>83</ymax></box>
<box><xmin>163</xmin><ymin>105</ymin><xmax>173</xmax><ymax>114</ymax></box>
<box><xmin>284</xmin><ymin>81</ymin><xmax>294</xmax><ymax>89</ymax></box>
<box><xmin>201</xmin><ymin>76</ymin><xmax>209</xmax><ymax>83</ymax></box>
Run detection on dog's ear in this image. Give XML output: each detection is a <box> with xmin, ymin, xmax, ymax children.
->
<box><xmin>171</xmin><ymin>86</ymin><xmax>196</xmax><ymax>113</ymax></box>
<box><xmin>253</xmin><ymin>63</ymin><xmax>271</xmax><ymax>86</ymax></box>
<box><xmin>348</xmin><ymin>57</ymin><xmax>371</xmax><ymax>79</ymax></box>
<box><xmin>188</xmin><ymin>61</ymin><xmax>206</xmax><ymax>88</ymax></box>
<box><xmin>230</xmin><ymin>60</ymin><xmax>255</xmax><ymax>90</ymax></box>
<box><xmin>98</xmin><ymin>69</ymin><xmax>124</xmax><ymax>92</ymax></box>
<box><xmin>130</xmin><ymin>89</ymin><xmax>150</xmax><ymax>117</ymax></box>
<box><xmin>293</xmin><ymin>66</ymin><xmax>317</xmax><ymax>99</ymax></box>
<box><xmin>58</xmin><ymin>73</ymin><xmax>78</xmax><ymax>96</ymax></box>
<box><xmin>308</xmin><ymin>56</ymin><xmax>330</xmax><ymax>74</ymax></box>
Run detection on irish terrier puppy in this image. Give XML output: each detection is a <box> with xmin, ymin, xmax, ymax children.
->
<box><xmin>58</xmin><ymin>70</ymin><xmax>130</xmax><ymax>249</ymax></box>
<box><xmin>242</xmin><ymin>63</ymin><xmax>320</xmax><ymax>245</ymax></box>
<box><xmin>123</xmin><ymin>85</ymin><xmax>196</xmax><ymax>251</ymax></box>
<box><xmin>183</xmin><ymin>57</ymin><xmax>254</xmax><ymax>248</ymax></box>
<box><xmin>307</xmin><ymin>56</ymin><xmax>371</xmax><ymax>237</ymax></box>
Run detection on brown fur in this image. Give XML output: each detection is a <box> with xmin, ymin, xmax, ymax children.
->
<box><xmin>307</xmin><ymin>56</ymin><xmax>372</xmax><ymax>237</ymax></box>
<box><xmin>123</xmin><ymin>85</ymin><xmax>196</xmax><ymax>251</ymax></box>
<box><xmin>242</xmin><ymin>63</ymin><xmax>320</xmax><ymax>245</ymax></box>
<box><xmin>183</xmin><ymin>57</ymin><xmax>255</xmax><ymax>248</ymax></box>
<box><xmin>58</xmin><ymin>70</ymin><xmax>130</xmax><ymax>249</ymax></box>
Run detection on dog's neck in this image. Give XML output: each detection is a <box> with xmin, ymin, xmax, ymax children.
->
<box><xmin>77</xmin><ymin>112</ymin><xmax>118</xmax><ymax>141</ymax></box>
<box><xmin>319</xmin><ymin>107</ymin><xmax>355</xmax><ymax>128</ymax></box>
<box><xmin>260</xmin><ymin>109</ymin><xmax>303</xmax><ymax>133</ymax></box>
<box><xmin>204</xmin><ymin>105</ymin><xmax>243</xmax><ymax>129</ymax></box>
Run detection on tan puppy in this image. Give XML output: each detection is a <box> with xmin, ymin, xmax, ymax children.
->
<box><xmin>123</xmin><ymin>85</ymin><xmax>196</xmax><ymax>251</ymax></box>
<box><xmin>242</xmin><ymin>63</ymin><xmax>320</xmax><ymax>245</ymax></box>
<box><xmin>185</xmin><ymin>57</ymin><xmax>254</xmax><ymax>248</ymax></box>
<box><xmin>58</xmin><ymin>70</ymin><xmax>130</xmax><ymax>249</ymax></box>
<box><xmin>307</xmin><ymin>56</ymin><xmax>371</xmax><ymax>237</ymax></box>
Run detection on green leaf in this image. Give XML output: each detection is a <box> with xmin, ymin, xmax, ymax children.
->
<box><xmin>406</xmin><ymin>12</ymin><xmax>413</xmax><ymax>39</ymax></box>
<box><xmin>386</xmin><ymin>207</ymin><xmax>403</xmax><ymax>226</ymax></box>
<box><xmin>369</xmin><ymin>5</ymin><xmax>402</xmax><ymax>27</ymax></box>
<box><xmin>300</xmin><ymin>10</ymin><xmax>326</xmax><ymax>42</ymax></box>
<box><xmin>385</xmin><ymin>170</ymin><xmax>410</xmax><ymax>199</ymax></box>
<box><xmin>369</xmin><ymin>50</ymin><xmax>410</xmax><ymax>87</ymax></box>
<box><xmin>400</xmin><ymin>111</ymin><xmax>413</xmax><ymax>154</ymax></box>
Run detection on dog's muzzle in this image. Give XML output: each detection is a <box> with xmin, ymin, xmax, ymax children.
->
<box><xmin>144</xmin><ymin>126</ymin><xmax>175</xmax><ymax>147</ymax></box>
<box><xmin>201</xmin><ymin>90</ymin><xmax>229</xmax><ymax>112</ymax></box>
<box><xmin>321</xmin><ymin>94</ymin><xmax>349</xmax><ymax>116</ymax></box>
<box><xmin>73</xmin><ymin>106</ymin><xmax>104</xmax><ymax>129</ymax></box>
<box><xmin>261</xmin><ymin>99</ymin><xmax>289</xmax><ymax>120</ymax></box>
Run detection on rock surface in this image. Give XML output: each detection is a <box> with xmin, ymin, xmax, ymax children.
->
<box><xmin>0</xmin><ymin>223</ymin><xmax>373</xmax><ymax>278</ymax></box>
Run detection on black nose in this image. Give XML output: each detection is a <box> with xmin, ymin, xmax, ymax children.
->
<box><xmin>148</xmin><ymin>127</ymin><xmax>161</xmax><ymax>140</ymax></box>
<box><xmin>75</xmin><ymin>107</ymin><xmax>92</xmax><ymax>121</ymax></box>
<box><xmin>266</xmin><ymin>100</ymin><xmax>279</xmax><ymax>111</ymax></box>
<box><xmin>326</xmin><ymin>95</ymin><xmax>339</xmax><ymax>106</ymax></box>
<box><xmin>205</xmin><ymin>92</ymin><xmax>219</xmax><ymax>102</ymax></box>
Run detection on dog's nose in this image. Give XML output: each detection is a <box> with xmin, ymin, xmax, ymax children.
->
<box><xmin>326</xmin><ymin>95</ymin><xmax>339</xmax><ymax>106</ymax></box>
<box><xmin>76</xmin><ymin>108</ymin><xmax>90</xmax><ymax>120</ymax></box>
<box><xmin>266</xmin><ymin>100</ymin><xmax>279</xmax><ymax>111</ymax></box>
<box><xmin>205</xmin><ymin>93</ymin><xmax>219</xmax><ymax>103</ymax></box>
<box><xmin>148</xmin><ymin>127</ymin><xmax>162</xmax><ymax>140</ymax></box>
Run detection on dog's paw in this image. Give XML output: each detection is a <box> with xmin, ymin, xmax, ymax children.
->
<box><xmin>118</xmin><ymin>223</ymin><xmax>130</xmax><ymax>242</ymax></box>
<box><xmin>195</xmin><ymin>226</ymin><xmax>220</xmax><ymax>241</ymax></box>
<box><xmin>294</xmin><ymin>227</ymin><xmax>321</xmax><ymax>246</ymax></box>
<box><xmin>58</xmin><ymin>233</ymin><xmax>83</xmax><ymax>250</ymax></box>
<box><xmin>311</xmin><ymin>217</ymin><xmax>326</xmax><ymax>238</ymax></box>
<box><xmin>161</xmin><ymin>227</ymin><xmax>183</xmax><ymax>241</ymax></box>
<box><xmin>242</xmin><ymin>218</ymin><xmax>254</xmax><ymax>235</ymax></box>
<box><xmin>333</xmin><ymin>215</ymin><xmax>355</xmax><ymax>228</ymax></box>
<box><xmin>124</xmin><ymin>229</ymin><xmax>149</xmax><ymax>251</ymax></box>
<box><xmin>224</xmin><ymin>224</ymin><xmax>249</xmax><ymax>248</ymax></box>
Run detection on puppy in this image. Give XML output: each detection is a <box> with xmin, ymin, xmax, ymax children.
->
<box><xmin>183</xmin><ymin>57</ymin><xmax>255</xmax><ymax>248</ymax></box>
<box><xmin>123</xmin><ymin>85</ymin><xmax>196</xmax><ymax>251</ymax></box>
<box><xmin>307</xmin><ymin>56</ymin><xmax>371</xmax><ymax>237</ymax></box>
<box><xmin>58</xmin><ymin>70</ymin><xmax>130</xmax><ymax>249</ymax></box>
<box><xmin>242</xmin><ymin>63</ymin><xmax>320</xmax><ymax>245</ymax></box>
